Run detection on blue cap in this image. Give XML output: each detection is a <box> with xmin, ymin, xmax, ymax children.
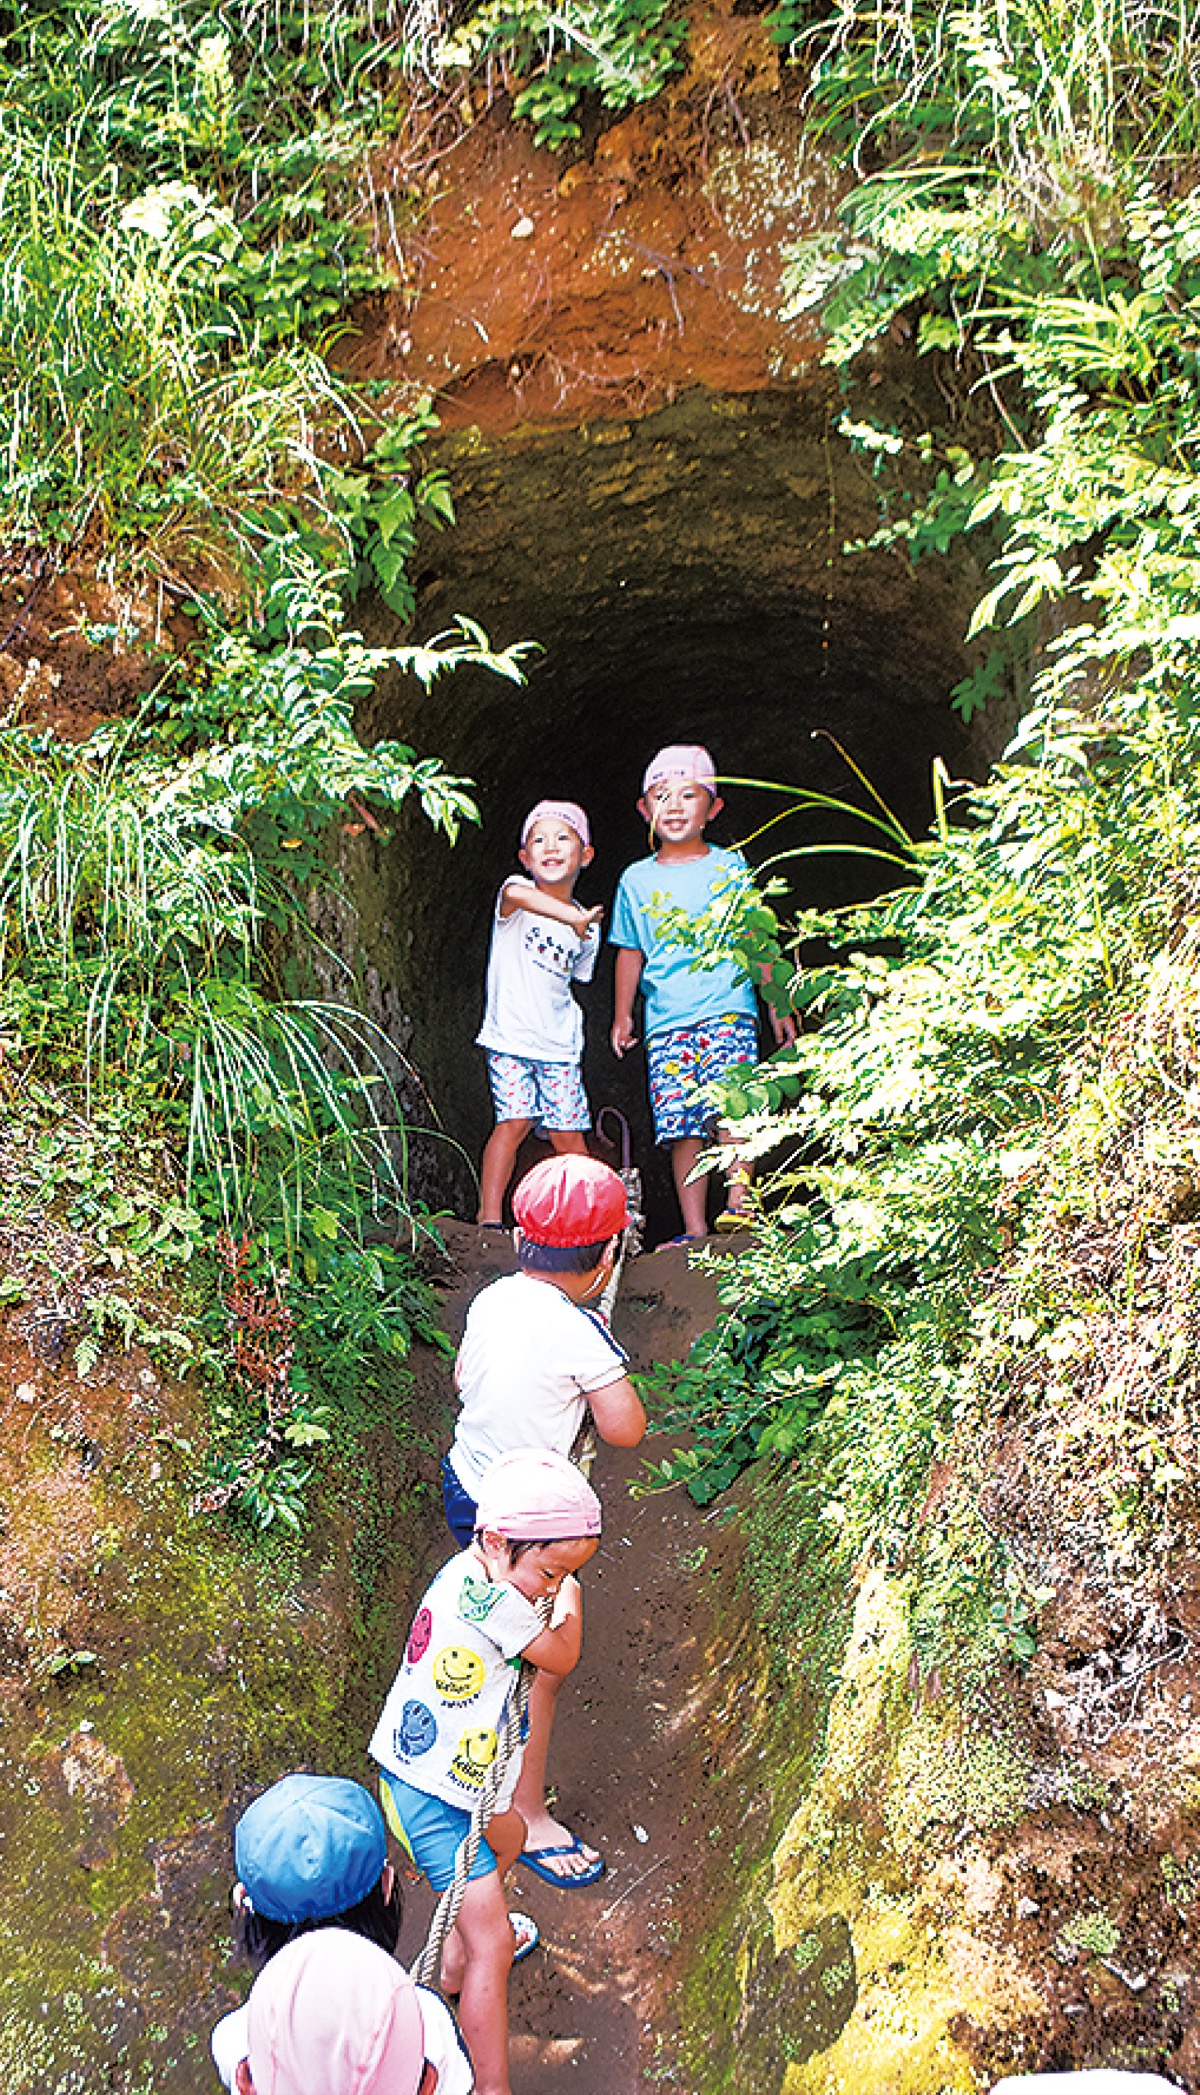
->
<box><xmin>235</xmin><ymin>1775</ymin><xmax>387</xmax><ymax>1924</ymax></box>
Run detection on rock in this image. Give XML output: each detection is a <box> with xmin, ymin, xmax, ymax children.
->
<box><xmin>61</xmin><ymin>1730</ymin><xmax>134</xmax><ymax>1822</ymax></box>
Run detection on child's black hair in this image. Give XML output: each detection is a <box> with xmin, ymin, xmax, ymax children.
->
<box><xmin>472</xmin><ymin>1532</ymin><xmax>572</xmax><ymax>1562</ymax></box>
<box><xmin>236</xmin><ymin>1872</ymin><xmax>401</xmax><ymax>1973</ymax></box>
<box><xmin>517</xmin><ymin>1235</ymin><xmax>612</xmax><ymax>1275</ymax></box>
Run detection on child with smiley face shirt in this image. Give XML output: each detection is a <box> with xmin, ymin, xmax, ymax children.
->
<box><xmin>475</xmin><ymin>799</ymin><xmax>603</xmax><ymax>1226</ymax></box>
<box><xmin>370</xmin><ymin>1450</ymin><xmax>601</xmax><ymax>2095</ymax></box>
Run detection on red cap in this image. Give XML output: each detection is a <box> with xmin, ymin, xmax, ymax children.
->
<box><xmin>513</xmin><ymin>1156</ymin><xmax>629</xmax><ymax>1247</ymax></box>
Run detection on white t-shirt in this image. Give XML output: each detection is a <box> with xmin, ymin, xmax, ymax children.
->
<box><xmin>449</xmin><ymin>1272</ymin><xmax>629</xmax><ymax>1497</ymax></box>
<box><xmin>475</xmin><ymin>886</ymin><xmax>599</xmax><ymax>1063</ymax></box>
<box><xmin>210</xmin><ymin>1980</ymin><xmax>473</xmax><ymax>2093</ymax></box>
<box><xmin>370</xmin><ymin>1551</ymin><xmax>543</xmax><ymax>1810</ymax></box>
<box><xmin>992</xmin><ymin>2080</ymin><xmax>1180</xmax><ymax>2093</ymax></box>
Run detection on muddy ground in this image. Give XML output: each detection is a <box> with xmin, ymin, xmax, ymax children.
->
<box><xmin>0</xmin><ymin>1195</ymin><xmax>768</xmax><ymax>2094</ymax></box>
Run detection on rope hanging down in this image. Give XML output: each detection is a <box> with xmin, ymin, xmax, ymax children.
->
<box><xmin>408</xmin><ymin>1606</ymin><xmax>548</xmax><ymax>1990</ymax></box>
<box><xmin>409</xmin><ymin>1131</ymin><xmax>642</xmax><ymax>1989</ymax></box>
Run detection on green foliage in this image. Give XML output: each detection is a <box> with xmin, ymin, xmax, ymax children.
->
<box><xmin>0</xmin><ymin>0</ymin><xmax>424</xmax><ymax>585</ymax></box>
<box><xmin>0</xmin><ymin>552</ymin><xmax>528</xmax><ymax>1521</ymax></box>
<box><xmin>1057</xmin><ymin>1908</ymin><xmax>1121</xmax><ymax>1958</ymax></box>
<box><xmin>778</xmin><ymin>3</ymin><xmax>1200</xmax><ymax>736</ymax></box>
<box><xmin>326</xmin><ymin>405</ymin><xmax>457</xmax><ymax>621</ymax></box>
<box><xmin>432</xmin><ymin>0</ymin><xmax>687</xmax><ymax>147</ymax></box>
<box><xmin>0</xmin><ymin>571</ymin><xmax>526</xmax><ymax>1233</ymax></box>
<box><xmin>641</xmin><ymin>0</ymin><xmax>1200</xmax><ymax>1740</ymax></box>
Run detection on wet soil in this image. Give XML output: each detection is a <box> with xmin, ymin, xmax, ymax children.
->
<box><xmin>395</xmin><ymin>1221</ymin><xmax>759</xmax><ymax>2092</ymax></box>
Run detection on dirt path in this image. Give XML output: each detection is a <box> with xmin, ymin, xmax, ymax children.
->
<box><xmin>396</xmin><ymin>1224</ymin><xmax>736</xmax><ymax>2093</ymax></box>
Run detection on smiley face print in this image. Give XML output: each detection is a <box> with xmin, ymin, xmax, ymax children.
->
<box><xmin>449</xmin><ymin>1726</ymin><xmax>499</xmax><ymax>1790</ymax></box>
<box><xmin>432</xmin><ymin>1645</ymin><xmax>486</xmax><ymax>1704</ymax></box>
<box><xmin>395</xmin><ymin>1699</ymin><xmax>437</xmax><ymax>1759</ymax></box>
<box><xmin>458</xmin><ymin>1574</ymin><xmax>504</xmax><ymax>1626</ymax></box>
<box><xmin>406</xmin><ymin>1607</ymin><xmax>433</xmax><ymax>1665</ymax></box>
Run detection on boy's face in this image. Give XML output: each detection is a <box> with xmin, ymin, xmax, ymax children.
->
<box><xmin>480</xmin><ymin>1533</ymin><xmax>599</xmax><ymax>1600</ymax></box>
<box><xmin>637</xmin><ymin>779</ymin><xmax>722</xmax><ymax>846</ymax></box>
<box><xmin>519</xmin><ymin>818</ymin><xmax>592</xmax><ymax>885</ymax></box>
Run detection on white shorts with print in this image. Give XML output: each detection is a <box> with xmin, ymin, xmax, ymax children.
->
<box><xmin>486</xmin><ymin>1051</ymin><xmax>590</xmax><ymax>1131</ymax></box>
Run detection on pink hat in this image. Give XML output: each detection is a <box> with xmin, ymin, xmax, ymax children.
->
<box><xmin>476</xmin><ymin>1449</ymin><xmax>603</xmax><ymax>1540</ymax></box>
<box><xmin>641</xmin><ymin>745</ymin><xmax>718</xmax><ymax>799</ymax></box>
<box><xmin>245</xmin><ymin>1932</ymin><xmax>424</xmax><ymax>2095</ymax></box>
<box><xmin>520</xmin><ymin>799</ymin><xmax>591</xmax><ymax>850</ymax></box>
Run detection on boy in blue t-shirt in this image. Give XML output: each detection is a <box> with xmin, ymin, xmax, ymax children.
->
<box><xmin>610</xmin><ymin>743</ymin><xmax>795</xmax><ymax>1241</ymax></box>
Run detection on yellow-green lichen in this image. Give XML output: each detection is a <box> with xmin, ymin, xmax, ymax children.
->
<box><xmin>766</xmin><ymin>1571</ymin><xmax>1038</xmax><ymax>2093</ymax></box>
<box><xmin>886</xmin><ymin>1717</ymin><xmax>1030</xmax><ymax>1854</ymax></box>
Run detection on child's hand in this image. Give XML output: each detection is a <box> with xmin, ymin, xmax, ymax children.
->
<box><xmin>573</xmin><ymin>903</ymin><xmax>604</xmax><ymax>937</ymax></box>
<box><xmin>769</xmin><ymin>1008</ymin><xmax>798</xmax><ymax>1047</ymax></box>
<box><xmin>551</xmin><ymin>1572</ymin><xmax>583</xmax><ymax>1627</ymax></box>
<box><xmin>611</xmin><ymin>1015</ymin><xmax>638</xmax><ymax>1057</ymax></box>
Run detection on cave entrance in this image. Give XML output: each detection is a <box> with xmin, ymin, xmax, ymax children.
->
<box><xmin>354</xmin><ymin>387</ymin><xmax>1004</xmax><ymax>1241</ymax></box>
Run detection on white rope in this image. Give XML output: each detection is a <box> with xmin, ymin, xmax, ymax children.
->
<box><xmin>595</xmin><ymin>1107</ymin><xmax>644</xmax><ymax>1328</ymax></box>
<box><xmin>411</xmin><ymin>1116</ymin><xmax>642</xmax><ymax>1988</ymax></box>
<box><xmin>408</xmin><ymin>1620</ymin><xmax>544</xmax><ymax>1989</ymax></box>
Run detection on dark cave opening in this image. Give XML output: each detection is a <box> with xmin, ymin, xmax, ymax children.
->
<box><xmin>349</xmin><ymin>388</ymin><xmax>1010</xmax><ymax>1242</ymax></box>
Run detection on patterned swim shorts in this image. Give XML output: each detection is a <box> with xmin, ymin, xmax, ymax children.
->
<box><xmin>485</xmin><ymin>1051</ymin><xmax>590</xmax><ymax>1132</ymax></box>
<box><xmin>645</xmin><ymin>1014</ymin><xmax>758</xmax><ymax>1144</ymax></box>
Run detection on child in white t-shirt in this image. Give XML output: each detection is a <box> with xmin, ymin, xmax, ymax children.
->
<box><xmin>371</xmin><ymin>1450</ymin><xmax>602</xmax><ymax>2095</ymax></box>
<box><xmin>475</xmin><ymin>799</ymin><xmax>603</xmax><ymax>1225</ymax></box>
<box><xmin>442</xmin><ymin>1156</ymin><xmax>645</xmax><ymax>1888</ymax></box>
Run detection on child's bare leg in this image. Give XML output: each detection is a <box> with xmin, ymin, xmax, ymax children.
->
<box><xmin>718</xmin><ymin>1123</ymin><xmax>752</xmax><ymax>1215</ymax></box>
<box><xmin>445</xmin><ymin>1810</ymin><xmax>525</xmax><ymax>2095</ymax></box>
<box><xmin>547</xmin><ymin>1129</ymin><xmax>588</xmax><ymax>1156</ymax></box>
<box><xmin>671</xmin><ymin>1136</ymin><xmax>709</xmax><ymax>1238</ymax></box>
<box><xmin>512</xmin><ymin>1668</ymin><xmax>600</xmax><ymax>1877</ymax></box>
<box><xmin>478</xmin><ymin>1118</ymin><xmax>534</xmax><ymax>1224</ymax></box>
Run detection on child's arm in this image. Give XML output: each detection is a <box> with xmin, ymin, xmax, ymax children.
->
<box><xmin>611</xmin><ymin>946</ymin><xmax>644</xmax><ymax>1056</ymax></box>
<box><xmin>520</xmin><ymin>1575</ymin><xmax>585</xmax><ymax>1677</ymax></box>
<box><xmin>756</xmin><ymin>964</ymin><xmax>798</xmax><ymax>1047</ymax></box>
<box><xmin>500</xmin><ymin>877</ymin><xmax>603</xmax><ymax>938</ymax></box>
<box><xmin>589</xmin><ymin>1373</ymin><xmax>646</xmax><ymax>1447</ymax></box>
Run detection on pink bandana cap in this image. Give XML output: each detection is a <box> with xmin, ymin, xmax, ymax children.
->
<box><xmin>641</xmin><ymin>745</ymin><xmax>718</xmax><ymax>799</ymax></box>
<box><xmin>476</xmin><ymin>1448</ymin><xmax>602</xmax><ymax>1540</ymax></box>
<box><xmin>520</xmin><ymin>799</ymin><xmax>591</xmax><ymax>850</ymax></box>
<box><xmin>245</xmin><ymin>1932</ymin><xmax>425</xmax><ymax>2095</ymax></box>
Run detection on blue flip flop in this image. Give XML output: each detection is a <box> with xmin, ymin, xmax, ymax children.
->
<box><xmin>518</xmin><ymin>1837</ymin><xmax>605</xmax><ymax>1888</ymax></box>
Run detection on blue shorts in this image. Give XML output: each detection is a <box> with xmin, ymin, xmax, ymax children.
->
<box><xmin>442</xmin><ymin>1454</ymin><xmax>478</xmax><ymax>1547</ymax></box>
<box><xmin>378</xmin><ymin>1771</ymin><xmax>498</xmax><ymax>1891</ymax></box>
<box><xmin>646</xmin><ymin>1014</ymin><xmax>758</xmax><ymax>1144</ymax></box>
<box><xmin>486</xmin><ymin>1051</ymin><xmax>590</xmax><ymax>1131</ymax></box>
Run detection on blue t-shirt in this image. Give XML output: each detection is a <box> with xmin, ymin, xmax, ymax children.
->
<box><xmin>610</xmin><ymin>846</ymin><xmax>758</xmax><ymax>1038</ymax></box>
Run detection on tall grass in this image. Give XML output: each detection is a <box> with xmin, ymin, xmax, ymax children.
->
<box><xmin>802</xmin><ymin>0</ymin><xmax>1200</xmax><ymax>226</ymax></box>
<box><xmin>0</xmin><ymin>738</ymin><xmax>405</xmax><ymax>1221</ymax></box>
<box><xmin>0</xmin><ymin>1</ymin><xmax>398</xmax><ymax>586</ymax></box>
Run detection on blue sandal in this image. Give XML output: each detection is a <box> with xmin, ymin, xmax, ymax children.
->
<box><xmin>518</xmin><ymin>1837</ymin><xmax>605</xmax><ymax>1888</ymax></box>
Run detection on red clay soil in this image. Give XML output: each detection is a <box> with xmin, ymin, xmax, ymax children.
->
<box><xmin>345</xmin><ymin>9</ymin><xmax>831</xmax><ymax>433</ymax></box>
<box><xmin>395</xmin><ymin>1221</ymin><xmax>749</xmax><ymax>2093</ymax></box>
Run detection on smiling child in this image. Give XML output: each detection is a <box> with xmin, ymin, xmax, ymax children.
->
<box><xmin>475</xmin><ymin>799</ymin><xmax>603</xmax><ymax>1225</ymax></box>
<box><xmin>610</xmin><ymin>744</ymin><xmax>796</xmax><ymax>1241</ymax></box>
